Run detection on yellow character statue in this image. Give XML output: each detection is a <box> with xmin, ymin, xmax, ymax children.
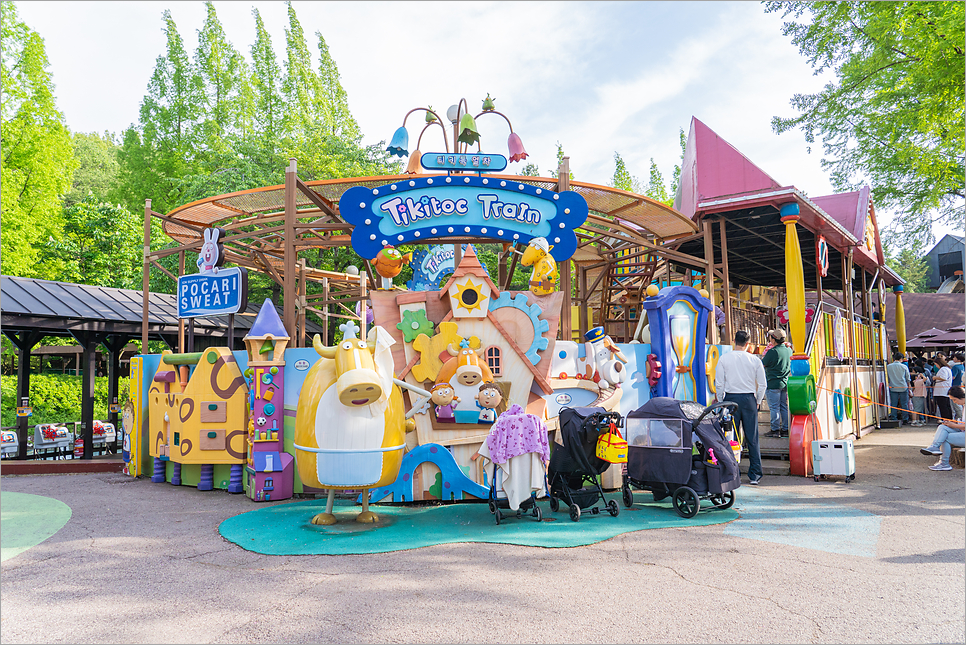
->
<box><xmin>520</xmin><ymin>236</ymin><xmax>558</xmax><ymax>295</ymax></box>
<box><xmin>294</xmin><ymin>321</ymin><xmax>407</xmax><ymax>525</ymax></box>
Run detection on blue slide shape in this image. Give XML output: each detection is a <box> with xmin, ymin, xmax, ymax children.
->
<box><xmin>362</xmin><ymin>444</ymin><xmax>490</xmax><ymax>503</ymax></box>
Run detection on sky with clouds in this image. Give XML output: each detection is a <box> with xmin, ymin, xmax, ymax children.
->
<box><xmin>16</xmin><ymin>0</ymin><xmax>927</xmax><ymax>235</ymax></box>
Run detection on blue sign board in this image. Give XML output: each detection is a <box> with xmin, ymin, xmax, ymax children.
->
<box><xmin>177</xmin><ymin>267</ymin><xmax>248</xmax><ymax>318</ymax></box>
<box><xmin>340</xmin><ymin>176</ymin><xmax>588</xmax><ymax>261</ymax></box>
<box><xmin>407</xmin><ymin>244</ymin><xmax>459</xmax><ymax>291</ymax></box>
<box><xmin>420</xmin><ymin>152</ymin><xmax>507</xmax><ymax>173</ymax></box>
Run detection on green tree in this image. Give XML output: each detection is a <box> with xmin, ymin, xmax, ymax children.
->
<box><xmin>193</xmin><ymin>1</ymin><xmax>249</xmax><ymax>153</ymax></box>
<box><xmin>315</xmin><ymin>30</ymin><xmax>360</xmax><ymax>141</ymax></box>
<box><xmin>645</xmin><ymin>159</ymin><xmax>670</xmax><ymax>204</ymax></box>
<box><xmin>64</xmin><ymin>131</ymin><xmax>119</xmax><ymax>207</ymax></box>
<box><xmin>549</xmin><ymin>141</ymin><xmax>574</xmax><ymax>179</ymax></box>
<box><xmin>520</xmin><ymin>162</ymin><xmax>540</xmax><ymax>177</ymax></box>
<box><xmin>0</xmin><ymin>1</ymin><xmax>76</xmax><ymax>277</ymax></box>
<box><xmin>669</xmin><ymin>127</ymin><xmax>686</xmax><ymax>199</ymax></box>
<box><xmin>282</xmin><ymin>1</ymin><xmax>324</xmax><ymax>138</ymax></box>
<box><xmin>765</xmin><ymin>1</ymin><xmax>965</xmax><ymax>247</ymax></box>
<box><xmin>609</xmin><ymin>152</ymin><xmax>639</xmax><ymax>192</ymax></box>
<box><xmin>51</xmin><ymin>196</ymin><xmax>144</xmax><ymax>289</ymax></box>
<box><xmin>249</xmin><ymin>8</ymin><xmax>285</xmax><ymax>153</ymax></box>
<box><xmin>118</xmin><ymin>9</ymin><xmax>203</xmax><ymax>214</ymax></box>
<box><xmin>884</xmin><ymin>241</ymin><xmax>931</xmax><ymax>293</ymax></box>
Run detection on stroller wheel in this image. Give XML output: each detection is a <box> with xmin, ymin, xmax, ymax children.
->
<box><xmin>549</xmin><ymin>496</ymin><xmax>560</xmax><ymax>513</ymax></box>
<box><xmin>494</xmin><ymin>508</ymin><xmax>502</xmax><ymax>525</ymax></box>
<box><xmin>607</xmin><ymin>499</ymin><xmax>620</xmax><ymax>517</ymax></box>
<box><xmin>672</xmin><ymin>487</ymin><xmax>700</xmax><ymax>519</ymax></box>
<box><xmin>622</xmin><ymin>486</ymin><xmax>634</xmax><ymax>508</ymax></box>
<box><xmin>710</xmin><ymin>491</ymin><xmax>735</xmax><ymax>509</ymax></box>
<box><xmin>569</xmin><ymin>503</ymin><xmax>581</xmax><ymax>522</ymax></box>
<box><xmin>488</xmin><ymin>500</ymin><xmax>496</xmax><ymax>514</ymax></box>
<box><xmin>533</xmin><ymin>505</ymin><xmax>543</xmax><ymax>521</ymax></box>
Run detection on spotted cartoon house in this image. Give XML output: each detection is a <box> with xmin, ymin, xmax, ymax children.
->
<box><xmin>369</xmin><ymin>245</ymin><xmax>562</xmax><ymax>497</ymax></box>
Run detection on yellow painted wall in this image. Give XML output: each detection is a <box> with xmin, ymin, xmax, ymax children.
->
<box><xmin>148</xmin><ymin>348</ymin><xmax>248</xmax><ymax>466</ymax></box>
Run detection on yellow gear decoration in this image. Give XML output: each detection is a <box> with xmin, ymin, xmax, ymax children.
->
<box><xmin>411</xmin><ymin>321</ymin><xmax>481</xmax><ymax>383</ymax></box>
<box><xmin>706</xmin><ymin>345</ymin><xmax>719</xmax><ymax>394</ymax></box>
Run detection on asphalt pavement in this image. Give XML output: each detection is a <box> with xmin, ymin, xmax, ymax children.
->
<box><xmin>1</xmin><ymin>425</ymin><xmax>963</xmax><ymax>644</ymax></box>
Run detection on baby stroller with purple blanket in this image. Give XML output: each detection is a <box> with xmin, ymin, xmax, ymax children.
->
<box><xmin>477</xmin><ymin>403</ymin><xmax>550</xmax><ymax>525</ymax></box>
<box><xmin>622</xmin><ymin>397</ymin><xmax>739</xmax><ymax>518</ymax></box>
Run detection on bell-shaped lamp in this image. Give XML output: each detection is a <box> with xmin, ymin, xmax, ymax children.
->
<box><xmin>457</xmin><ymin>113</ymin><xmax>481</xmax><ymax>146</ymax></box>
<box><xmin>405</xmin><ymin>150</ymin><xmax>422</xmax><ymax>175</ymax></box>
<box><xmin>386</xmin><ymin>126</ymin><xmax>409</xmax><ymax>157</ymax></box>
<box><xmin>507</xmin><ymin>132</ymin><xmax>528</xmax><ymax>163</ymax></box>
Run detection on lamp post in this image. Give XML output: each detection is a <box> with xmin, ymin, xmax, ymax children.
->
<box><xmin>386</xmin><ymin>94</ymin><xmax>528</xmax><ymax>174</ymax></box>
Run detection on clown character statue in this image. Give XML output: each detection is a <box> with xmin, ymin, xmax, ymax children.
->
<box><xmin>476</xmin><ymin>383</ymin><xmax>502</xmax><ymax>423</ymax></box>
<box><xmin>431</xmin><ymin>382</ymin><xmax>459</xmax><ymax>423</ymax></box>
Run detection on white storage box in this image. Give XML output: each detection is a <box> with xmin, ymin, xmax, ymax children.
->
<box><xmin>811</xmin><ymin>439</ymin><xmax>855</xmax><ymax>482</ymax></box>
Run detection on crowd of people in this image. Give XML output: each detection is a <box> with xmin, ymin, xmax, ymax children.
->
<box><xmin>887</xmin><ymin>352</ymin><xmax>964</xmax><ymax>426</ymax></box>
<box><xmin>714</xmin><ymin>328</ymin><xmax>965</xmax><ymax>482</ymax></box>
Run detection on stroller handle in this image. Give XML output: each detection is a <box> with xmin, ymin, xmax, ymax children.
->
<box><xmin>693</xmin><ymin>401</ymin><xmax>739</xmax><ymax>430</ymax></box>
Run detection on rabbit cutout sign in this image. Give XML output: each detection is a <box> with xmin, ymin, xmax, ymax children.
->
<box><xmin>198</xmin><ymin>227</ymin><xmax>226</xmax><ymax>274</ymax></box>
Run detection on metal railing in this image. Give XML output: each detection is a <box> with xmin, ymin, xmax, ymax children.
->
<box><xmin>731</xmin><ymin>305</ymin><xmax>772</xmax><ymax>346</ymax></box>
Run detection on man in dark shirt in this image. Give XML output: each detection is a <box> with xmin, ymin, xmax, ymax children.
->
<box><xmin>762</xmin><ymin>329</ymin><xmax>793</xmax><ymax>438</ymax></box>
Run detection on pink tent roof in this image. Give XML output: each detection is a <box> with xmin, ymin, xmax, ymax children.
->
<box><xmin>811</xmin><ymin>186</ymin><xmax>885</xmax><ymax>266</ymax></box>
<box><xmin>675</xmin><ymin>117</ymin><xmax>782</xmax><ymax>220</ymax></box>
<box><xmin>674</xmin><ymin>116</ymin><xmax>899</xmax><ymax>284</ymax></box>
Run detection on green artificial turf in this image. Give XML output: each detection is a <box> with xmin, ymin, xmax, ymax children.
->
<box><xmin>1</xmin><ymin>492</ymin><xmax>72</xmax><ymax>562</ymax></box>
<box><xmin>219</xmin><ymin>492</ymin><xmax>737</xmax><ymax>555</ymax></box>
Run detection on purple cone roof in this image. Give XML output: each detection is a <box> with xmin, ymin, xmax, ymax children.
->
<box><xmin>245</xmin><ymin>298</ymin><xmax>289</xmax><ymax>340</ymax></box>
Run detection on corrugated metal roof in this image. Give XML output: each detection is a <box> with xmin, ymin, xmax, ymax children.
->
<box><xmin>883</xmin><ymin>292</ymin><xmax>966</xmax><ymax>341</ymax></box>
<box><xmin>0</xmin><ymin>276</ymin><xmax>323</xmax><ymax>335</ymax></box>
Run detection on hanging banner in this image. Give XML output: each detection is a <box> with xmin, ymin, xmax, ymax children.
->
<box><xmin>340</xmin><ymin>176</ymin><xmax>588</xmax><ymax>262</ymax></box>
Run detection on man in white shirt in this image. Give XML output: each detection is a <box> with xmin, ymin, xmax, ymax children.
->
<box><xmin>715</xmin><ymin>330</ymin><xmax>767</xmax><ymax>484</ymax></box>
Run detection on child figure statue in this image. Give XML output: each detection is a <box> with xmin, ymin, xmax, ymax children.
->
<box><xmin>476</xmin><ymin>382</ymin><xmax>502</xmax><ymax>424</ymax></box>
<box><xmin>430</xmin><ymin>383</ymin><xmax>459</xmax><ymax>423</ymax></box>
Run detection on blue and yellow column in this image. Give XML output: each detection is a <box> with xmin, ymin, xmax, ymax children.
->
<box><xmin>781</xmin><ymin>203</ymin><xmax>818</xmax><ymax>476</ymax></box>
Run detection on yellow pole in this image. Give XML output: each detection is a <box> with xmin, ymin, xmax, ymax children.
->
<box><xmin>781</xmin><ymin>204</ymin><xmax>807</xmax><ymax>358</ymax></box>
<box><xmin>894</xmin><ymin>285</ymin><xmax>907</xmax><ymax>354</ymax></box>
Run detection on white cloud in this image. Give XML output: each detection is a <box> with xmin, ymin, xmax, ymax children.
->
<box><xmin>19</xmin><ymin>0</ymin><xmax>923</xmax><ymax>228</ymax></box>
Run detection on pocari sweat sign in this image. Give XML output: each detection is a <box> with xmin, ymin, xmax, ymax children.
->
<box><xmin>177</xmin><ymin>227</ymin><xmax>248</xmax><ymax>318</ymax></box>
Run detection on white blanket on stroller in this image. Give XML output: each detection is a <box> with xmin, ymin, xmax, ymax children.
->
<box><xmin>478</xmin><ymin>442</ymin><xmax>546</xmax><ymax>511</ymax></box>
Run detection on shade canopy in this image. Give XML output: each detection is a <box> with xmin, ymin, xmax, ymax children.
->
<box><xmin>157</xmin><ymin>174</ymin><xmax>701</xmax><ymax>290</ymax></box>
<box><xmin>910</xmin><ymin>328</ymin><xmax>948</xmax><ymax>340</ymax></box>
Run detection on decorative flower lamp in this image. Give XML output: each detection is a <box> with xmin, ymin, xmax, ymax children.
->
<box><xmin>387</xmin><ymin>126</ymin><xmax>409</xmax><ymax>157</ymax></box>
<box><xmin>457</xmin><ymin>113</ymin><xmax>481</xmax><ymax>146</ymax></box>
<box><xmin>507</xmin><ymin>132</ymin><xmax>528</xmax><ymax>163</ymax></box>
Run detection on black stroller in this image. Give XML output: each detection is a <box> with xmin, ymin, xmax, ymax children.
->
<box><xmin>547</xmin><ymin>407</ymin><xmax>621</xmax><ymax>522</ymax></box>
<box><xmin>622</xmin><ymin>397</ymin><xmax>740</xmax><ymax>518</ymax></box>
